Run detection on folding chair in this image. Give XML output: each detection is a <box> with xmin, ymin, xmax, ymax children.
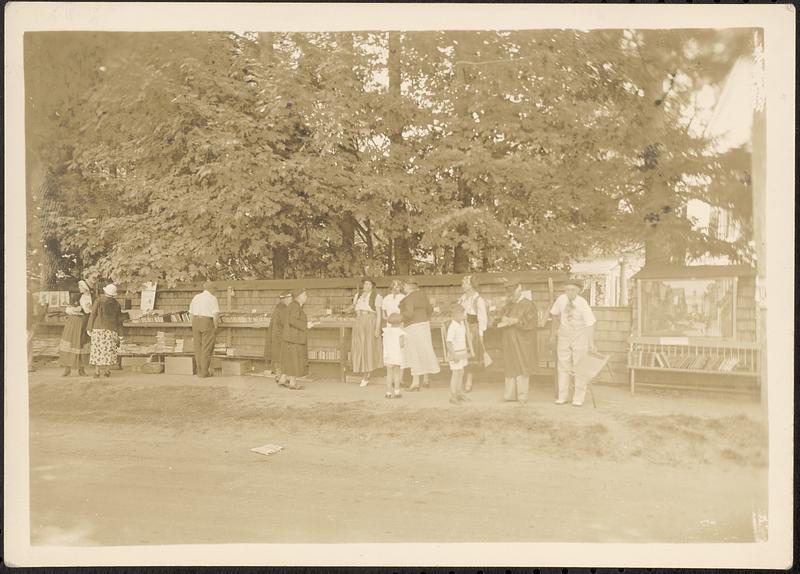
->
<box><xmin>569</xmin><ymin>351</ymin><xmax>614</xmax><ymax>409</ymax></box>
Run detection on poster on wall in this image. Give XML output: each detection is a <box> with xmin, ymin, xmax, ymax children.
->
<box><xmin>140</xmin><ymin>281</ymin><xmax>158</xmax><ymax>313</ymax></box>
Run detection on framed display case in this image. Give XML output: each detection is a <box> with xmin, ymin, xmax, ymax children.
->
<box><xmin>627</xmin><ymin>266</ymin><xmax>759</xmax><ymax>395</ymax></box>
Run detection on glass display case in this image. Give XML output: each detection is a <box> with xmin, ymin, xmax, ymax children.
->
<box><xmin>628</xmin><ymin>266</ymin><xmax>759</xmax><ymax>395</ymax></box>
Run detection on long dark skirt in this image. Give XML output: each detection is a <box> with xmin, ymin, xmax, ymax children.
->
<box><xmin>465</xmin><ymin>316</ymin><xmax>486</xmax><ymax>372</ymax></box>
<box><xmin>281</xmin><ymin>341</ymin><xmax>308</xmax><ymax>377</ymax></box>
<box><xmin>59</xmin><ymin>315</ymin><xmax>90</xmax><ymax>369</ymax></box>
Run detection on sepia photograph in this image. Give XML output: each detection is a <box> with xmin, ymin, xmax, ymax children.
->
<box><xmin>4</xmin><ymin>2</ymin><xmax>794</xmax><ymax>568</ymax></box>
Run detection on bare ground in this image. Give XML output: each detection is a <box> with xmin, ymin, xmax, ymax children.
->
<box><xmin>26</xmin><ymin>367</ymin><xmax>768</xmax><ymax>545</ymax></box>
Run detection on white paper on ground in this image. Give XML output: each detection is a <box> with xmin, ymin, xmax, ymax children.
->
<box><xmin>250</xmin><ymin>444</ymin><xmax>284</xmax><ymax>456</ymax></box>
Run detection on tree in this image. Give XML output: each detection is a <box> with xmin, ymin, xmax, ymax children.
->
<box><xmin>26</xmin><ymin>29</ymin><xmax>754</xmax><ymax>285</ymax></box>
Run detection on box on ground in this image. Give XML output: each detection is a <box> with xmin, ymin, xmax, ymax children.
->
<box><xmin>121</xmin><ymin>356</ymin><xmax>148</xmax><ymax>371</ymax></box>
<box><xmin>221</xmin><ymin>359</ymin><xmax>252</xmax><ymax>376</ymax></box>
<box><xmin>165</xmin><ymin>356</ymin><xmax>195</xmax><ymax>375</ymax></box>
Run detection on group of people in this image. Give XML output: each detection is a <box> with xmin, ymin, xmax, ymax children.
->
<box><xmin>57</xmin><ymin>281</ymin><xmax>125</xmax><ymax>379</ymax></box>
<box><xmin>50</xmin><ymin>274</ymin><xmax>599</xmax><ymax>406</ymax></box>
<box><xmin>188</xmin><ymin>281</ymin><xmax>309</xmax><ymax>390</ymax></box>
<box><xmin>261</xmin><ymin>275</ymin><xmax>598</xmax><ymax>407</ymax></box>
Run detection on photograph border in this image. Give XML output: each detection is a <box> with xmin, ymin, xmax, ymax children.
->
<box><xmin>4</xmin><ymin>2</ymin><xmax>795</xmax><ymax>568</ymax></box>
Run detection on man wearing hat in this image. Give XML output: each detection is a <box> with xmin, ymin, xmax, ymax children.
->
<box><xmin>549</xmin><ymin>278</ymin><xmax>597</xmax><ymax>406</ymax></box>
<box><xmin>265</xmin><ymin>290</ymin><xmax>292</xmax><ymax>383</ymax></box>
<box><xmin>280</xmin><ymin>287</ymin><xmax>309</xmax><ymax>390</ymax></box>
<box><xmin>497</xmin><ymin>278</ymin><xmax>539</xmax><ymax>403</ymax></box>
<box><xmin>189</xmin><ymin>280</ymin><xmax>221</xmax><ymax>378</ymax></box>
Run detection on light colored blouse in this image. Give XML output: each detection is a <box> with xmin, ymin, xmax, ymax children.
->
<box><xmin>353</xmin><ymin>291</ymin><xmax>383</xmax><ymax>313</ymax></box>
<box><xmin>79</xmin><ymin>292</ymin><xmax>93</xmax><ymax>314</ymax></box>
<box><xmin>458</xmin><ymin>291</ymin><xmax>488</xmax><ymax>335</ymax></box>
<box><xmin>381</xmin><ymin>292</ymin><xmax>405</xmax><ymax>318</ymax></box>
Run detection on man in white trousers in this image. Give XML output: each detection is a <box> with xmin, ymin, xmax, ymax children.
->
<box><xmin>549</xmin><ymin>278</ymin><xmax>597</xmax><ymax>407</ymax></box>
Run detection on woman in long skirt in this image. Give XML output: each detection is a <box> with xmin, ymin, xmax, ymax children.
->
<box><xmin>87</xmin><ymin>283</ymin><xmax>123</xmax><ymax>379</ymax></box>
<box><xmin>399</xmin><ymin>278</ymin><xmax>440</xmax><ymax>391</ymax></box>
<box><xmin>59</xmin><ymin>292</ymin><xmax>90</xmax><ymax>376</ymax></box>
<box><xmin>280</xmin><ymin>287</ymin><xmax>309</xmax><ymax>390</ymax></box>
<box><xmin>349</xmin><ymin>278</ymin><xmax>384</xmax><ymax>387</ymax></box>
<box><xmin>458</xmin><ymin>275</ymin><xmax>489</xmax><ymax>392</ymax></box>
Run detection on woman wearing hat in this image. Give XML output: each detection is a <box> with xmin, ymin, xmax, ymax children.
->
<box><xmin>78</xmin><ymin>280</ymin><xmax>93</xmax><ymax>314</ymax></box>
<box><xmin>349</xmin><ymin>277</ymin><xmax>384</xmax><ymax>387</ymax></box>
<box><xmin>399</xmin><ymin>277</ymin><xmax>440</xmax><ymax>391</ymax></box>
<box><xmin>497</xmin><ymin>278</ymin><xmax>539</xmax><ymax>403</ymax></box>
<box><xmin>280</xmin><ymin>287</ymin><xmax>309</xmax><ymax>390</ymax></box>
<box><xmin>549</xmin><ymin>278</ymin><xmax>596</xmax><ymax>406</ymax></box>
<box><xmin>458</xmin><ymin>275</ymin><xmax>489</xmax><ymax>392</ymax></box>
<box><xmin>86</xmin><ymin>283</ymin><xmax>124</xmax><ymax>379</ymax></box>
<box><xmin>265</xmin><ymin>290</ymin><xmax>292</xmax><ymax>383</ymax></box>
<box><xmin>58</xmin><ymin>291</ymin><xmax>91</xmax><ymax>377</ymax></box>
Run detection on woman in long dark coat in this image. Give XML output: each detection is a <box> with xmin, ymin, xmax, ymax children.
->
<box><xmin>280</xmin><ymin>287</ymin><xmax>309</xmax><ymax>390</ymax></box>
<box><xmin>497</xmin><ymin>279</ymin><xmax>539</xmax><ymax>403</ymax></box>
<box><xmin>265</xmin><ymin>290</ymin><xmax>292</xmax><ymax>383</ymax></box>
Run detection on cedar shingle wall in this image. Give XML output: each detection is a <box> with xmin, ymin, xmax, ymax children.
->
<box><xmin>34</xmin><ymin>274</ymin><xmax>636</xmax><ymax>383</ymax></box>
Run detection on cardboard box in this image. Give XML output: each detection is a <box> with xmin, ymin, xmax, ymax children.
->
<box><xmin>221</xmin><ymin>359</ymin><xmax>251</xmax><ymax>376</ymax></box>
<box><xmin>164</xmin><ymin>356</ymin><xmax>195</xmax><ymax>375</ymax></box>
<box><xmin>121</xmin><ymin>356</ymin><xmax>148</xmax><ymax>371</ymax></box>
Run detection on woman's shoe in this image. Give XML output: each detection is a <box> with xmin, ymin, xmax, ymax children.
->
<box><xmin>287</xmin><ymin>383</ymin><xmax>305</xmax><ymax>391</ymax></box>
<box><xmin>407</xmin><ymin>384</ymin><xmax>421</xmax><ymax>392</ymax></box>
<box><xmin>449</xmin><ymin>396</ymin><xmax>461</xmax><ymax>405</ymax></box>
<box><xmin>60</xmin><ymin>368</ymin><xmax>71</xmax><ymax>377</ymax></box>
<box><xmin>103</xmin><ymin>370</ymin><xmax>111</xmax><ymax>377</ymax></box>
<box><xmin>360</xmin><ymin>377</ymin><xmax>369</xmax><ymax>388</ymax></box>
<box><xmin>384</xmin><ymin>392</ymin><xmax>394</xmax><ymax>399</ymax></box>
<box><xmin>393</xmin><ymin>390</ymin><xmax>402</xmax><ymax>399</ymax></box>
<box><xmin>78</xmin><ymin>368</ymin><xmax>86</xmax><ymax>376</ymax></box>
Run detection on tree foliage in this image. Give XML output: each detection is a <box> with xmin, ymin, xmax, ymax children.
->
<box><xmin>25</xmin><ymin>29</ymin><xmax>756</xmax><ymax>287</ymax></box>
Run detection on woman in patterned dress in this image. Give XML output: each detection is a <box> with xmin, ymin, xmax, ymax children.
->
<box><xmin>87</xmin><ymin>283</ymin><xmax>123</xmax><ymax>379</ymax></box>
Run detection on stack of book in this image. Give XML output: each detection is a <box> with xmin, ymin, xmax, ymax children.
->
<box><xmin>629</xmin><ymin>350</ymin><xmax>744</xmax><ymax>373</ymax></box>
<box><xmin>174</xmin><ymin>338</ymin><xmax>185</xmax><ymax>353</ymax></box>
<box><xmin>213</xmin><ymin>342</ymin><xmax>228</xmax><ymax>355</ymax></box>
<box><xmin>219</xmin><ymin>313</ymin><xmax>258</xmax><ymax>324</ymax></box>
<box><xmin>32</xmin><ymin>337</ymin><xmax>60</xmax><ymax>356</ymax></box>
<box><xmin>154</xmin><ymin>331</ymin><xmax>176</xmax><ymax>353</ymax></box>
<box><xmin>119</xmin><ymin>342</ymin><xmax>155</xmax><ymax>355</ymax></box>
<box><xmin>166</xmin><ymin>311</ymin><xmax>191</xmax><ymax>323</ymax></box>
<box><xmin>135</xmin><ymin>312</ymin><xmax>167</xmax><ymax>323</ymax></box>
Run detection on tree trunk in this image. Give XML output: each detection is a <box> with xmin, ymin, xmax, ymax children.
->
<box><xmin>272</xmin><ymin>245</ymin><xmax>289</xmax><ymax>279</ymax></box>
<box><xmin>259</xmin><ymin>32</ymin><xmax>290</xmax><ymax>280</ymax></box>
<box><xmin>339</xmin><ymin>212</ymin><xmax>356</xmax><ymax>273</ymax></box>
<box><xmin>452</xmin><ymin>37</ymin><xmax>473</xmax><ymax>275</ymax></box>
<box><xmin>387</xmin><ymin>32</ymin><xmax>412</xmax><ymax>276</ymax></box>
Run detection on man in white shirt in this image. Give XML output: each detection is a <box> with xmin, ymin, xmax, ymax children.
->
<box><xmin>549</xmin><ymin>278</ymin><xmax>596</xmax><ymax>406</ymax></box>
<box><xmin>189</xmin><ymin>280</ymin><xmax>221</xmax><ymax>378</ymax></box>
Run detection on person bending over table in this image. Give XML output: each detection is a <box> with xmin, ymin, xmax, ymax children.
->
<box><xmin>189</xmin><ymin>280</ymin><xmax>220</xmax><ymax>378</ymax></box>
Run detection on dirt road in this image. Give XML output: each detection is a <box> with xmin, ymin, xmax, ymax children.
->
<box><xmin>27</xmin><ymin>369</ymin><xmax>767</xmax><ymax>545</ymax></box>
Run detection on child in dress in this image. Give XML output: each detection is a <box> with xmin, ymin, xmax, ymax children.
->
<box><xmin>446</xmin><ymin>303</ymin><xmax>470</xmax><ymax>404</ymax></box>
<box><xmin>382</xmin><ymin>313</ymin><xmax>405</xmax><ymax>399</ymax></box>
